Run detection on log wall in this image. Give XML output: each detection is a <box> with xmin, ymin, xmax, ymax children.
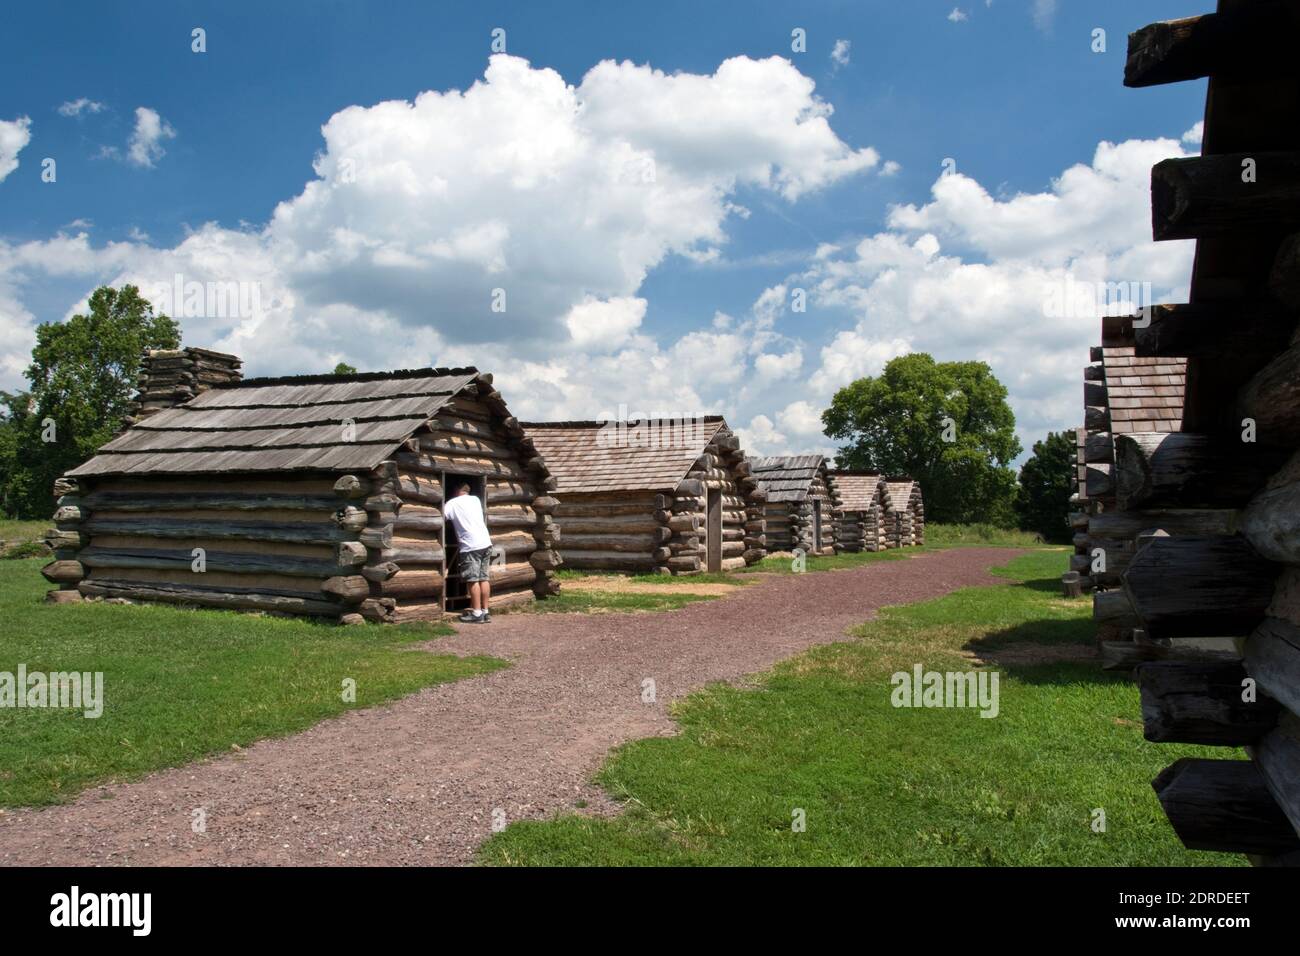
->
<box><xmin>548</xmin><ymin>424</ymin><xmax>766</xmax><ymax>575</ymax></box>
<box><xmin>43</xmin><ymin>372</ymin><xmax>561</xmax><ymax>623</ymax></box>
<box><xmin>1099</xmin><ymin>4</ymin><xmax>1300</xmax><ymax>862</ymax></box>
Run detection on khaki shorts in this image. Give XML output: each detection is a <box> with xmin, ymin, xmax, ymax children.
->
<box><xmin>458</xmin><ymin>547</ymin><xmax>493</xmax><ymax>583</ymax></box>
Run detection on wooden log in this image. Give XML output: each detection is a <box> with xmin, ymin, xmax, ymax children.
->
<box><xmin>393</xmin><ymin>473</ymin><xmax>442</xmax><ymax>505</ymax></box>
<box><xmin>1133</xmin><ymin>301</ymin><xmax>1295</xmax><ymax>362</ymax></box>
<box><xmin>1244</xmin><ymin>617</ymin><xmax>1300</xmax><ymax>717</ymax></box>
<box><xmin>358</xmin><ymin>525</ymin><xmax>393</xmax><ymax>549</ymax></box>
<box><xmin>555</xmin><ymin>550</ymin><xmax>655</xmax><ymax>572</ymax></box>
<box><xmin>675</xmin><ymin>479</ymin><xmax>704</xmax><ymax>497</ymax></box>
<box><xmin>1151</xmin><ymin>153</ymin><xmax>1300</xmax><ymax>242</ymax></box>
<box><xmin>556</xmin><ymin>500</ymin><xmax>657</xmax><ymax>518</ymax></box>
<box><xmin>1100</xmin><ymin>639</ymin><xmax>1238</xmax><ymax>672</ymax></box>
<box><xmin>532</xmin><ymin>496</ymin><xmax>559</xmax><ymax>515</ymax></box>
<box><xmin>321</xmin><ymin>575</ymin><xmax>369</xmax><ymax>603</ymax></box>
<box><xmin>1152</xmin><ymin>758</ymin><xmax>1300</xmax><ymax>856</ymax></box>
<box><xmin>528</xmin><ymin>549</ymin><xmax>562</xmax><ymax>570</ymax></box>
<box><xmin>1124</xmin><ymin>5</ymin><xmax>1300</xmax><ymax>89</ymax></box>
<box><xmin>1122</xmin><ymin>535</ymin><xmax>1278</xmax><ymax>639</ymax></box>
<box><xmin>667</xmin><ymin>555</ymin><xmax>701</xmax><ymax>573</ymax></box>
<box><xmin>334</xmin><ymin>475</ymin><xmax>366</xmax><ymax>499</ymax></box>
<box><xmin>40</xmin><ymin>560</ymin><xmax>84</xmax><ymax>584</ymax></box>
<box><xmin>1238</xmin><ymin>345</ymin><xmax>1300</xmax><ymax>447</ymax></box>
<box><xmin>1251</xmin><ymin>712</ymin><xmax>1300</xmax><ymax>837</ymax></box>
<box><xmin>667</xmin><ymin>514</ymin><xmax>701</xmax><ymax>533</ymax></box>
<box><xmin>1087</xmin><ymin>509</ymin><xmax>1238</xmax><ymax>538</ymax></box>
<box><xmin>1085</xmin><ymin>463</ymin><xmax>1113</xmax><ymax>499</ymax></box>
<box><xmin>1093</xmin><ymin>589</ymin><xmax>1137</xmax><ymax>627</ymax></box>
<box><xmin>82</xmin><ymin>491</ymin><xmax>343</xmax><ymax>513</ymax></box>
<box><xmin>360</xmin><ymin>561</ymin><xmax>400</xmax><ymax>583</ymax></box>
<box><xmin>558</xmin><ymin>533</ymin><xmax>660</xmax><ymax>552</ymax></box>
<box><xmin>378</xmin><ymin>544</ymin><xmax>445</xmax><ymax>566</ymax></box>
<box><xmin>337</xmin><ymin>541</ymin><xmax>367</xmax><ymax>567</ymax></box>
<box><xmin>491</xmin><ymin>563</ymin><xmax>538</xmax><ymax>588</ymax></box>
<box><xmin>553</xmin><ymin>514</ymin><xmax>661</xmax><ymax>534</ymax></box>
<box><xmin>84</xmin><ymin>517</ymin><xmax>353</xmax><ymax>546</ymax></box>
<box><xmin>1242</xmin><ymin>479</ymin><xmax>1300</xmax><ymax>565</ymax></box>
<box><xmin>395</xmin><ymin>451</ymin><xmax>523</xmax><ymax>479</ymax></box>
<box><xmin>1136</xmin><ymin>661</ymin><xmax>1279</xmax><ymax>745</ymax></box>
<box><xmin>78</xmin><ymin>580</ymin><xmax>342</xmax><ymax>617</ymax></box>
<box><xmin>1085</xmin><ymin>405</ymin><xmax>1108</xmax><ymax>431</ymax></box>
<box><xmin>1113</xmin><ymin>433</ymin><xmax>1284</xmax><ymax>510</ymax></box>
<box><xmin>377</xmin><ymin>571</ymin><xmax>444</xmax><ymax>599</ymax></box>
<box><xmin>1084</xmin><ymin>433</ymin><xmax>1113</xmax><ymax>464</ymax></box>
<box><xmin>394</xmin><ymin>511</ymin><xmax>444</xmax><ymax>535</ymax></box>
<box><xmin>78</xmin><ymin>546</ymin><xmax>339</xmax><ymax>579</ymax></box>
<box><xmin>358</xmin><ymin>597</ymin><xmax>397</xmax><ymax>623</ymax></box>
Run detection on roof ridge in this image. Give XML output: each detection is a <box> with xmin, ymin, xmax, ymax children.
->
<box><xmin>224</xmin><ymin>367</ymin><xmax>480</xmax><ymax>389</ymax></box>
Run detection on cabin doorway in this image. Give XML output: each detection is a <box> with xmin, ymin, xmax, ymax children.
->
<box><xmin>442</xmin><ymin>472</ymin><xmax>487</xmax><ymax>613</ymax></box>
<box><xmin>812</xmin><ymin>499</ymin><xmax>823</xmax><ymax>552</ymax></box>
<box><xmin>706</xmin><ymin>487</ymin><xmax>723</xmax><ymax>573</ymax></box>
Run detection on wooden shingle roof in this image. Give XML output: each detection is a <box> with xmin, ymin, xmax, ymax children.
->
<box><xmin>751</xmin><ymin>454</ymin><xmax>826</xmax><ymax>503</ymax></box>
<box><xmin>1100</xmin><ymin>347</ymin><xmax>1185</xmax><ymax>433</ymax></box>
<box><xmin>522</xmin><ymin>418</ymin><xmax>726</xmax><ymax>493</ymax></box>
<box><xmin>883</xmin><ymin>479</ymin><xmax>919</xmax><ymax>512</ymax></box>
<box><xmin>830</xmin><ymin>472</ymin><xmax>883</xmax><ymax>511</ymax></box>
<box><xmin>69</xmin><ymin>368</ymin><xmax>482</xmax><ymax>477</ymax></box>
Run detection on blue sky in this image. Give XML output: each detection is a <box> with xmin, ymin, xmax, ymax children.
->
<box><xmin>0</xmin><ymin>1</ymin><xmax>1205</xmax><ymax>460</ymax></box>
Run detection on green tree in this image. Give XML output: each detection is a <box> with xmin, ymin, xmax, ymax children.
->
<box><xmin>1014</xmin><ymin>429</ymin><xmax>1077</xmax><ymax>543</ymax></box>
<box><xmin>822</xmin><ymin>353</ymin><xmax>1022</xmax><ymax>525</ymax></box>
<box><xmin>0</xmin><ymin>285</ymin><xmax>179</xmax><ymax>518</ymax></box>
<box><xmin>332</xmin><ymin>362</ymin><xmax>358</xmax><ymax>375</ymax></box>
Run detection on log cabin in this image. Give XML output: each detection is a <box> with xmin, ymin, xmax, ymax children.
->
<box><xmin>749</xmin><ymin>455</ymin><xmax>837</xmax><ymax>555</ymax></box>
<box><xmin>43</xmin><ymin>352</ymin><xmax>561</xmax><ymax>623</ymax></box>
<box><xmin>882</xmin><ymin>478</ymin><xmax>924</xmax><ymax>548</ymax></box>
<box><xmin>828</xmin><ymin>471</ymin><xmax>887</xmax><ymax>553</ymax></box>
<box><xmin>1084</xmin><ymin>2</ymin><xmax>1300</xmax><ymax>863</ymax></box>
<box><xmin>521</xmin><ymin>416</ymin><xmax>766</xmax><ymax>575</ymax></box>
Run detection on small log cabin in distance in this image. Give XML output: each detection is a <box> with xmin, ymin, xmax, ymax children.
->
<box><xmin>828</xmin><ymin>471</ymin><xmax>887</xmax><ymax>552</ymax></box>
<box><xmin>749</xmin><ymin>455</ymin><xmax>838</xmax><ymax>555</ymax></box>
<box><xmin>43</xmin><ymin>349</ymin><xmax>562</xmax><ymax>623</ymax></box>
<box><xmin>883</xmin><ymin>478</ymin><xmax>924</xmax><ymax>548</ymax></box>
<box><xmin>522</xmin><ymin>416</ymin><xmax>767</xmax><ymax>575</ymax></box>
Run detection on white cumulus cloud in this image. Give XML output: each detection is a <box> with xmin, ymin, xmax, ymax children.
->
<box><xmin>0</xmin><ymin>116</ymin><xmax>32</xmax><ymax>182</ymax></box>
<box><xmin>126</xmin><ymin>107</ymin><xmax>176</xmax><ymax>168</ymax></box>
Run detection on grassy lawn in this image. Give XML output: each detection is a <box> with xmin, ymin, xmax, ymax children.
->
<box><xmin>0</xmin><ymin>558</ymin><xmax>506</xmax><ymax>807</ymax></box>
<box><xmin>514</xmin><ymin>585</ymin><xmax>719</xmax><ymax>614</ymax></box>
<box><xmin>0</xmin><ymin>519</ymin><xmax>51</xmax><ymax>559</ymax></box>
<box><xmin>480</xmin><ymin>550</ymin><xmax>1240</xmax><ymax>866</ymax></box>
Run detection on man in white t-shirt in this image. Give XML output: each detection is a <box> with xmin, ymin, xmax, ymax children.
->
<box><xmin>442</xmin><ymin>482</ymin><xmax>494</xmax><ymax>623</ymax></box>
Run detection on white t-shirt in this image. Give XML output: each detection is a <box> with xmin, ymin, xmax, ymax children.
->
<box><xmin>442</xmin><ymin>492</ymin><xmax>493</xmax><ymax>552</ymax></box>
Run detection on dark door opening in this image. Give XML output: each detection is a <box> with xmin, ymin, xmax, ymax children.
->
<box><xmin>442</xmin><ymin>473</ymin><xmax>487</xmax><ymax>613</ymax></box>
<box><xmin>812</xmin><ymin>499</ymin><xmax>823</xmax><ymax>552</ymax></box>
<box><xmin>706</xmin><ymin>487</ymin><xmax>722</xmax><ymax>573</ymax></box>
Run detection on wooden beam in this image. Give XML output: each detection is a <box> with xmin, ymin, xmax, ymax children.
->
<box><xmin>1152</xmin><ymin>758</ymin><xmax>1300</xmax><ymax>856</ymax></box>
<box><xmin>1113</xmin><ymin>432</ymin><xmax>1285</xmax><ymax>510</ymax></box>
<box><xmin>1122</xmin><ymin>535</ymin><xmax>1278</xmax><ymax>638</ymax></box>
<box><xmin>1244</xmin><ymin>617</ymin><xmax>1300</xmax><ymax>717</ymax></box>
<box><xmin>1133</xmin><ymin>301</ymin><xmax>1295</xmax><ymax>361</ymax></box>
<box><xmin>1136</xmin><ymin>661</ymin><xmax>1279</xmax><ymax>745</ymax></box>
<box><xmin>1125</xmin><ymin>5</ymin><xmax>1300</xmax><ymax>89</ymax></box>
<box><xmin>1087</xmin><ymin>509</ymin><xmax>1238</xmax><ymax>538</ymax></box>
<box><xmin>1101</xmin><ymin>638</ymin><xmax>1239</xmax><ymax>672</ymax></box>
<box><xmin>1238</xmin><ymin>344</ymin><xmax>1300</xmax><ymax>447</ymax></box>
<box><xmin>1152</xmin><ymin>153</ymin><xmax>1300</xmax><ymax>242</ymax></box>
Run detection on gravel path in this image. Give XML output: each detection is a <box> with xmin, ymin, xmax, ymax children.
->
<box><xmin>0</xmin><ymin>548</ymin><xmax>1020</xmax><ymax>866</ymax></box>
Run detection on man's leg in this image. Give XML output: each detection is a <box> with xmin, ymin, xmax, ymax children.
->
<box><xmin>480</xmin><ymin>578</ymin><xmax>491</xmax><ymax>612</ymax></box>
<box><xmin>469</xmin><ymin>580</ymin><xmax>482</xmax><ymax>612</ymax></box>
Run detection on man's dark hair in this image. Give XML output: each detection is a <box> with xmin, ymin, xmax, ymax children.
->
<box><xmin>455</xmin><ymin>482</ymin><xmax>472</xmax><ymax>495</ymax></box>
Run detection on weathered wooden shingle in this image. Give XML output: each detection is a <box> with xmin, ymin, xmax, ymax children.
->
<box><xmin>523</xmin><ymin>419</ymin><xmax>726</xmax><ymax>493</ymax></box>
<box><xmin>831</xmin><ymin>472</ymin><xmax>884</xmax><ymax>511</ymax></box>
<box><xmin>69</xmin><ymin>368</ymin><xmax>482</xmax><ymax>477</ymax></box>
<box><xmin>750</xmin><ymin>455</ymin><xmax>827</xmax><ymax>502</ymax></box>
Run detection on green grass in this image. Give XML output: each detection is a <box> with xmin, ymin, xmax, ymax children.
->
<box><xmin>922</xmin><ymin>523</ymin><xmax>1046</xmax><ymax>548</ymax></box>
<box><xmin>0</xmin><ymin>520</ymin><xmax>51</xmax><ymax>559</ymax></box>
<box><xmin>0</xmin><ymin>558</ymin><xmax>506</xmax><ymax>807</ymax></box>
<box><xmin>479</xmin><ymin>549</ymin><xmax>1239</xmax><ymax>866</ymax></box>
<box><xmin>556</xmin><ymin>568</ymin><xmax>754</xmax><ymax>588</ymax></box>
